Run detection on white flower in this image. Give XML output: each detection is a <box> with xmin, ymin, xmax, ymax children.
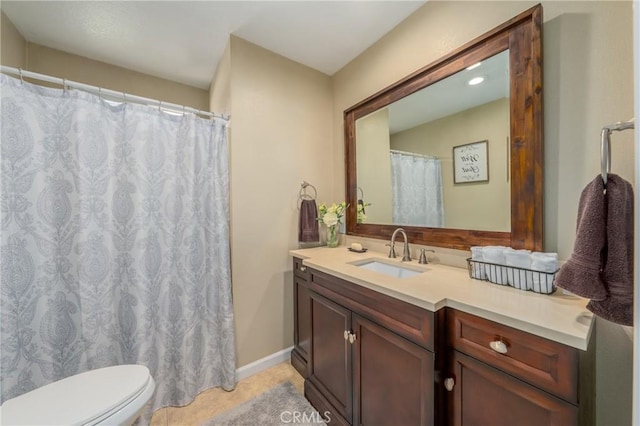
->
<box><xmin>322</xmin><ymin>212</ymin><xmax>338</xmax><ymax>227</ymax></box>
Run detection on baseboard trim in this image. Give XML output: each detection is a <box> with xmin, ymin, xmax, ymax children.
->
<box><xmin>236</xmin><ymin>346</ymin><xmax>294</xmax><ymax>381</ymax></box>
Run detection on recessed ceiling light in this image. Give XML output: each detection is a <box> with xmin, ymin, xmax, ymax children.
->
<box><xmin>466</xmin><ymin>62</ymin><xmax>482</xmax><ymax>70</ymax></box>
<box><xmin>468</xmin><ymin>76</ymin><xmax>485</xmax><ymax>86</ymax></box>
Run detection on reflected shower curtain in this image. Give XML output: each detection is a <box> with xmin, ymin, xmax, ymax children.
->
<box><xmin>390</xmin><ymin>150</ymin><xmax>444</xmax><ymax>227</ymax></box>
<box><xmin>0</xmin><ymin>75</ymin><xmax>236</xmax><ymax>415</ymax></box>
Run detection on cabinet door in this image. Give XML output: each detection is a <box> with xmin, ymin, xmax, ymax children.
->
<box><xmin>292</xmin><ymin>277</ymin><xmax>311</xmax><ymax>377</ymax></box>
<box><xmin>308</xmin><ymin>292</ymin><xmax>353</xmax><ymax>424</ymax></box>
<box><xmin>353</xmin><ymin>314</ymin><xmax>434</xmax><ymax>426</ymax></box>
<box><xmin>448</xmin><ymin>351</ymin><xmax>577</xmax><ymax>426</ymax></box>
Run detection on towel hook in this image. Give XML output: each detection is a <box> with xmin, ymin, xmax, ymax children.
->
<box><xmin>601</xmin><ymin>118</ymin><xmax>635</xmax><ymax>187</ymax></box>
<box><xmin>600</xmin><ymin>128</ymin><xmax>611</xmax><ymax>186</ymax></box>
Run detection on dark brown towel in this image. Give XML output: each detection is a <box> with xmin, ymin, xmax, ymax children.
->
<box><xmin>555</xmin><ymin>176</ymin><xmax>608</xmax><ymax>300</ymax></box>
<box><xmin>299</xmin><ymin>199</ymin><xmax>319</xmax><ymax>243</ymax></box>
<box><xmin>587</xmin><ymin>174</ymin><xmax>634</xmax><ymax>326</ymax></box>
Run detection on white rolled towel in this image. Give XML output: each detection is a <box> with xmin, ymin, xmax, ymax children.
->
<box><xmin>483</xmin><ymin>246</ymin><xmax>509</xmax><ymax>285</ymax></box>
<box><xmin>531</xmin><ymin>252</ymin><xmax>558</xmax><ymax>293</ymax></box>
<box><xmin>470</xmin><ymin>246</ymin><xmax>486</xmax><ymax>279</ymax></box>
<box><xmin>505</xmin><ymin>248</ymin><xmax>532</xmax><ymax>290</ymax></box>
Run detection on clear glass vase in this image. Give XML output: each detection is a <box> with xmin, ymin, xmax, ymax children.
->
<box><xmin>326</xmin><ymin>225</ymin><xmax>339</xmax><ymax>248</ymax></box>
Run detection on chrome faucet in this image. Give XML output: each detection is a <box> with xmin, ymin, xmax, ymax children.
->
<box><xmin>388</xmin><ymin>228</ymin><xmax>411</xmax><ymax>262</ymax></box>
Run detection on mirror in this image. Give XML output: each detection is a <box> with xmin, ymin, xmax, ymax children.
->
<box><xmin>356</xmin><ymin>50</ymin><xmax>510</xmax><ymax>231</ymax></box>
<box><xmin>345</xmin><ymin>4</ymin><xmax>543</xmax><ymax>251</ymax></box>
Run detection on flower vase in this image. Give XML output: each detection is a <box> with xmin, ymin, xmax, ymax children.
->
<box><xmin>326</xmin><ymin>225</ymin><xmax>339</xmax><ymax>248</ymax></box>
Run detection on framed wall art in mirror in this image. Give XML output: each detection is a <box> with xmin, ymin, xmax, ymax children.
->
<box><xmin>344</xmin><ymin>4</ymin><xmax>543</xmax><ymax>251</ymax></box>
<box><xmin>453</xmin><ymin>140</ymin><xmax>489</xmax><ymax>184</ymax></box>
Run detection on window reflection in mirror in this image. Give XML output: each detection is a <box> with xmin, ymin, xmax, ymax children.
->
<box><xmin>355</xmin><ymin>50</ymin><xmax>511</xmax><ymax>232</ymax></box>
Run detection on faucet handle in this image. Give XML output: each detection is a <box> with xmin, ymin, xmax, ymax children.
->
<box><xmin>418</xmin><ymin>248</ymin><xmax>435</xmax><ymax>264</ymax></box>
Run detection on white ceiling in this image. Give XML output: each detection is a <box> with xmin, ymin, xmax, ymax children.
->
<box><xmin>388</xmin><ymin>50</ymin><xmax>510</xmax><ymax>133</ymax></box>
<box><xmin>1</xmin><ymin>1</ymin><xmax>426</xmax><ymax>89</ymax></box>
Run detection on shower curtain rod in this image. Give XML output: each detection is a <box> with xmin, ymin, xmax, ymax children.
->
<box><xmin>0</xmin><ymin>66</ymin><xmax>228</xmax><ymax>120</ymax></box>
<box><xmin>390</xmin><ymin>149</ymin><xmax>438</xmax><ymax>160</ymax></box>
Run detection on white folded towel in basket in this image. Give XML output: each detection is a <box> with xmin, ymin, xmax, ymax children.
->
<box><xmin>470</xmin><ymin>246</ymin><xmax>486</xmax><ymax>279</ymax></box>
<box><xmin>505</xmin><ymin>248</ymin><xmax>532</xmax><ymax>290</ymax></box>
<box><xmin>483</xmin><ymin>246</ymin><xmax>509</xmax><ymax>285</ymax></box>
<box><xmin>531</xmin><ymin>252</ymin><xmax>558</xmax><ymax>293</ymax></box>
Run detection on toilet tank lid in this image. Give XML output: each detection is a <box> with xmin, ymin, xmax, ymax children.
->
<box><xmin>0</xmin><ymin>365</ymin><xmax>153</xmax><ymax>425</ymax></box>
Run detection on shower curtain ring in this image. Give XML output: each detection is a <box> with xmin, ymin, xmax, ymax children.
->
<box><xmin>18</xmin><ymin>68</ymin><xmax>24</xmax><ymax>83</ymax></box>
<box><xmin>62</xmin><ymin>78</ymin><xmax>67</xmax><ymax>92</ymax></box>
<box><xmin>159</xmin><ymin>101</ymin><xmax>162</xmax><ymax>112</ymax></box>
<box><xmin>98</xmin><ymin>87</ymin><xmax>103</xmax><ymax>99</ymax></box>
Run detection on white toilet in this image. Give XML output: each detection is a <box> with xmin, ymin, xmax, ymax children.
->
<box><xmin>0</xmin><ymin>365</ymin><xmax>155</xmax><ymax>425</ymax></box>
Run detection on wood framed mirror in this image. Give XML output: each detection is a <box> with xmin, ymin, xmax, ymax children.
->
<box><xmin>344</xmin><ymin>4</ymin><xmax>543</xmax><ymax>251</ymax></box>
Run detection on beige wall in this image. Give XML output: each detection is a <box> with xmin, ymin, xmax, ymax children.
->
<box><xmin>356</xmin><ymin>109</ymin><xmax>393</xmax><ymax>223</ymax></box>
<box><xmin>209</xmin><ymin>41</ymin><xmax>231</xmax><ymax>116</ymax></box>
<box><xmin>333</xmin><ymin>2</ymin><xmax>634</xmax><ymax>424</ymax></box>
<box><xmin>0</xmin><ymin>13</ymin><xmax>208</xmax><ymax>110</ymax></box>
<box><xmin>1</xmin><ymin>11</ymin><xmax>26</xmax><ymax>68</ymax></box>
<box><xmin>24</xmin><ymin>44</ymin><xmax>208</xmax><ymax>110</ymax></box>
<box><xmin>391</xmin><ymin>98</ymin><xmax>510</xmax><ymax>231</ymax></box>
<box><xmin>216</xmin><ymin>36</ymin><xmax>333</xmax><ymax>367</ymax></box>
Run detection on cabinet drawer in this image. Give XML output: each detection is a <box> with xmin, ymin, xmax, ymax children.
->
<box><xmin>293</xmin><ymin>257</ymin><xmax>311</xmax><ymax>280</ymax></box>
<box><xmin>447</xmin><ymin>309</ymin><xmax>578</xmax><ymax>404</ymax></box>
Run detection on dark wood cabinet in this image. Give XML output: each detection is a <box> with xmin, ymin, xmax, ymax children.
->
<box><xmin>291</xmin><ymin>259</ymin><xmax>593</xmax><ymax>425</ymax></box>
<box><xmin>353</xmin><ymin>314</ymin><xmax>434</xmax><ymax>426</ymax></box>
<box><xmin>291</xmin><ymin>258</ymin><xmax>312</xmax><ymax>377</ymax></box>
<box><xmin>444</xmin><ymin>310</ymin><xmax>594</xmax><ymax>426</ymax></box>
<box><xmin>308</xmin><ymin>292</ymin><xmax>353</xmax><ymax>423</ymax></box>
<box><xmin>448</xmin><ymin>351</ymin><xmax>578</xmax><ymax>426</ymax></box>
<box><xmin>300</xmin><ymin>264</ymin><xmax>435</xmax><ymax>426</ymax></box>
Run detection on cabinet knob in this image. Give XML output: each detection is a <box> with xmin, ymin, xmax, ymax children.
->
<box><xmin>489</xmin><ymin>339</ymin><xmax>508</xmax><ymax>354</ymax></box>
<box><xmin>300</xmin><ymin>266</ymin><xmax>307</xmax><ymax>272</ymax></box>
<box><xmin>344</xmin><ymin>330</ymin><xmax>350</xmax><ymax>341</ymax></box>
<box><xmin>348</xmin><ymin>332</ymin><xmax>357</xmax><ymax>344</ymax></box>
<box><xmin>444</xmin><ymin>378</ymin><xmax>455</xmax><ymax>391</ymax></box>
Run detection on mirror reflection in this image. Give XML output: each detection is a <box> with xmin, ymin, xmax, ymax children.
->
<box><xmin>355</xmin><ymin>50</ymin><xmax>511</xmax><ymax>232</ymax></box>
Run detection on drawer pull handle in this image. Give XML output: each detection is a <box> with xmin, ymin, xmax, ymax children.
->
<box><xmin>344</xmin><ymin>330</ymin><xmax>350</xmax><ymax>341</ymax></box>
<box><xmin>444</xmin><ymin>378</ymin><xmax>455</xmax><ymax>391</ymax></box>
<box><xmin>348</xmin><ymin>332</ymin><xmax>357</xmax><ymax>344</ymax></box>
<box><xmin>300</xmin><ymin>266</ymin><xmax>307</xmax><ymax>272</ymax></box>
<box><xmin>490</xmin><ymin>340</ymin><xmax>508</xmax><ymax>354</ymax></box>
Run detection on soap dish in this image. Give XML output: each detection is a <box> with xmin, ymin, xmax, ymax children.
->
<box><xmin>348</xmin><ymin>248</ymin><xmax>368</xmax><ymax>253</ymax></box>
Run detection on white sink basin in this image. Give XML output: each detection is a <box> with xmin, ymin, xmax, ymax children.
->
<box><xmin>354</xmin><ymin>260</ymin><xmax>424</xmax><ymax>279</ymax></box>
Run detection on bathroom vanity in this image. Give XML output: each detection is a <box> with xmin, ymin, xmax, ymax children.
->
<box><xmin>290</xmin><ymin>249</ymin><xmax>594</xmax><ymax>426</ymax></box>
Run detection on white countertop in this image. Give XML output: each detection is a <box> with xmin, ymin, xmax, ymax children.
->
<box><xmin>290</xmin><ymin>247</ymin><xmax>594</xmax><ymax>350</ymax></box>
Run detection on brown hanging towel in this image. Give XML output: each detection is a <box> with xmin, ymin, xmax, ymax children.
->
<box><xmin>298</xmin><ymin>199</ymin><xmax>319</xmax><ymax>243</ymax></box>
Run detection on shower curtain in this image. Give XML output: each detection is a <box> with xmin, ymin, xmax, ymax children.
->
<box><xmin>390</xmin><ymin>150</ymin><xmax>444</xmax><ymax>227</ymax></box>
<box><xmin>0</xmin><ymin>74</ymin><xmax>236</xmax><ymax>415</ymax></box>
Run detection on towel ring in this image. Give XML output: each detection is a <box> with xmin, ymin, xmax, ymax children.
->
<box><xmin>299</xmin><ymin>181</ymin><xmax>317</xmax><ymax>201</ymax></box>
<box><xmin>357</xmin><ymin>186</ymin><xmax>364</xmax><ymax>200</ymax></box>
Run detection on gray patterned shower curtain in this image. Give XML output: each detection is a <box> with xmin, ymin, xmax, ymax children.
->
<box><xmin>0</xmin><ymin>74</ymin><xmax>236</xmax><ymax>416</ymax></box>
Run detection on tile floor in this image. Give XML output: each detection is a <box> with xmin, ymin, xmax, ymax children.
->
<box><xmin>150</xmin><ymin>362</ymin><xmax>304</xmax><ymax>425</ymax></box>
